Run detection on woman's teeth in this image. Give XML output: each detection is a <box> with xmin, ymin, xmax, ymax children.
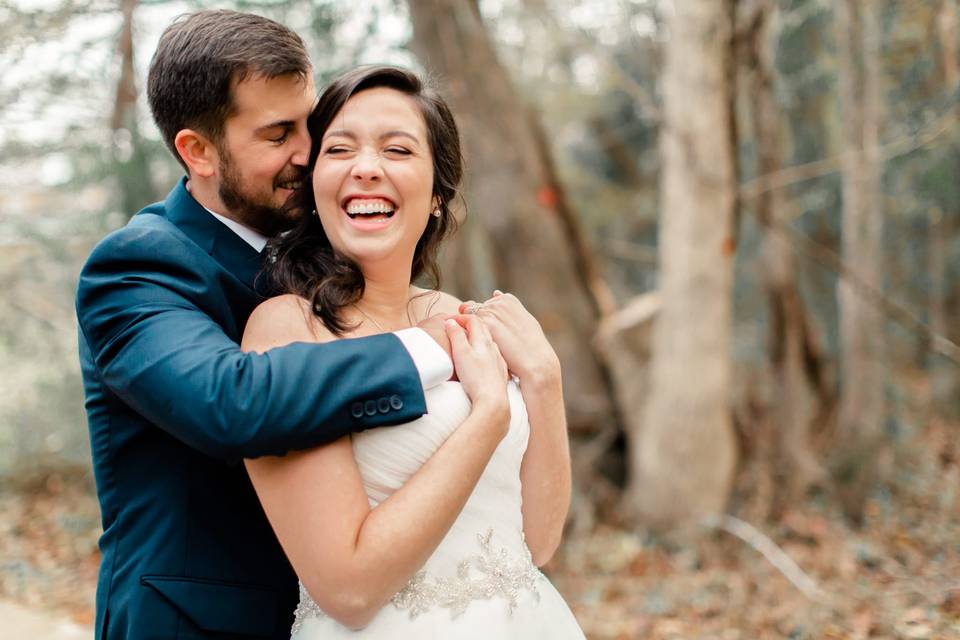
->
<box><xmin>346</xmin><ymin>200</ymin><xmax>396</xmax><ymax>219</ymax></box>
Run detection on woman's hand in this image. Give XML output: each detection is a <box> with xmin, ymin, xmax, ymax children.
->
<box><xmin>444</xmin><ymin>315</ymin><xmax>510</xmax><ymax>433</ymax></box>
<box><xmin>244</xmin><ymin>301</ymin><xmax>520</xmax><ymax>629</ymax></box>
<box><xmin>460</xmin><ymin>291</ymin><xmax>560</xmax><ymax>386</ymax></box>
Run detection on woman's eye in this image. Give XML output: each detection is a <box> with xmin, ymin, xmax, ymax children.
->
<box><xmin>324</xmin><ymin>146</ymin><xmax>349</xmax><ymax>154</ymax></box>
<box><xmin>385</xmin><ymin>147</ymin><xmax>412</xmax><ymax>156</ymax></box>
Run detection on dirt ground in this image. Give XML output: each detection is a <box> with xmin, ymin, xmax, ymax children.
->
<box><xmin>1</xmin><ymin>417</ymin><xmax>957</xmax><ymax>639</ymax></box>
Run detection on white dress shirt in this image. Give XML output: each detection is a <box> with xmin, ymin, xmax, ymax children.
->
<box><xmin>204</xmin><ymin>207</ymin><xmax>453</xmax><ymax>390</ymax></box>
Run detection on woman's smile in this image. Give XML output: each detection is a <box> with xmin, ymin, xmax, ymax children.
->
<box><xmin>313</xmin><ymin>87</ymin><xmax>435</xmax><ymax>268</ymax></box>
<box><xmin>343</xmin><ymin>196</ymin><xmax>397</xmax><ymax>230</ymax></box>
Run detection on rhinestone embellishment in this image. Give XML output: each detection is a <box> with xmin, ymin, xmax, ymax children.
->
<box><xmin>290</xmin><ymin>528</ymin><xmax>543</xmax><ymax>632</ymax></box>
<box><xmin>391</xmin><ymin>529</ymin><xmax>543</xmax><ymax>618</ymax></box>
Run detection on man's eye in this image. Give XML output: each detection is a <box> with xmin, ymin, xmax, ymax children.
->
<box><xmin>270</xmin><ymin>132</ymin><xmax>289</xmax><ymax>144</ymax></box>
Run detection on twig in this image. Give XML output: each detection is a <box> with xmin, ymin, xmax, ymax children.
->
<box><xmin>739</xmin><ymin>107</ymin><xmax>957</xmax><ymax>204</ymax></box>
<box><xmin>773</xmin><ymin>220</ymin><xmax>960</xmax><ymax>367</ymax></box>
<box><xmin>595</xmin><ymin>291</ymin><xmax>660</xmax><ymax>340</ymax></box>
<box><xmin>704</xmin><ymin>514</ymin><xmax>832</xmax><ymax>604</ymax></box>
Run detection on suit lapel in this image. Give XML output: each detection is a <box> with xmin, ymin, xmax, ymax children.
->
<box><xmin>161</xmin><ymin>178</ymin><xmax>264</xmax><ymax>292</ymax></box>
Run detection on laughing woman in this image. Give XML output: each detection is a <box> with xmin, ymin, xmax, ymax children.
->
<box><xmin>241</xmin><ymin>65</ymin><xmax>584</xmax><ymax>638</ymax></box>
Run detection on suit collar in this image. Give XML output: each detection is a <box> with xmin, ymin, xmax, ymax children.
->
<box><xmin>161</xmin><ymin>177</ymin><xmax>264</xmax><ymax>292</ymax></box>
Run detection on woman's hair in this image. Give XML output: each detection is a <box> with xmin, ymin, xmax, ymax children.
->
<box><xmin>264</xmin><ymin>65</ymin><xmax>464</xmax><ymax>335</ymax></box>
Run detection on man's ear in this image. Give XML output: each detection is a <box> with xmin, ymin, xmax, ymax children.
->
<box><xmin>174</xmin><ymin>129</ymin><xmax>219</xmax><ymax>178</ymax></box>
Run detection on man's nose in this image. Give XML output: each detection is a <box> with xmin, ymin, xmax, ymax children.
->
<box><xmin>351</xmin><ymin>150</ymin><xmax>383</xmax><ymax>182</ymax></box>
<box><xmin>290</xmin><ymin>130</ymin><xmax>311</xmax><ymax>167</ymax></box>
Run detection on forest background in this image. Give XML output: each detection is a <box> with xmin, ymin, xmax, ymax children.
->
<box><xmin>1</xmin><ymin>0</ymin><xmax>958</xmax><ymax>638</ymax></box>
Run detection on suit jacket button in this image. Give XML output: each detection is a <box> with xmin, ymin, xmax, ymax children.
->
<box><xmin>377</xmin><ymin>397</ymin><xmax>391</xmax><ymax>414</ymax></box>
<box><xmin>389</xmin><ymin>395</ymin><xmax>403</xmax><ymax>410</ymax></box>
<box><xmin>351</xmin><ymin>402</ymin><xmax>364</xmax><ymax>419</ymax></box>
<box><xmin>364</xmin><ymin>400</ymin><xmax>378</xmax><ymax>416</ymax></box>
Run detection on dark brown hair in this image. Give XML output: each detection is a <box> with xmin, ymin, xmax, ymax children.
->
<box><xmin>265</xmin><ymin>65</ymin><xmax>464</xmax><ymax>335</ymax></box>
<box><xmin>147</xmin><ymin>10</ymin><xmax>311</xmax><ymax>171</ymax></box>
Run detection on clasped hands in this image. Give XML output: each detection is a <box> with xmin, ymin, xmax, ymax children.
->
<box><xmin>417</xmin><ymin>291</ymin><xmax>561</xmax><ymax>386</ymax></box>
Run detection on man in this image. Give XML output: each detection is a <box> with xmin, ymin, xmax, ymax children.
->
<box><xmin>76</xmin><ymin>11</ymin><xmax>451</xmax><ymax>639</ymax></box>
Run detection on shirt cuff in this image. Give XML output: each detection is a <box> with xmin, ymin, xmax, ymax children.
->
<box><xmin>393</xmin><ymin>327</ymin><xmax>453</xmax><ymax>390</ymax></box>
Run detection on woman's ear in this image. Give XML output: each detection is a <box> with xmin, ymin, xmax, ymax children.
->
<box><xmin>174</xmin><ymin>129</ymin><xmax>219</xmax><ymax>179</ymax></box>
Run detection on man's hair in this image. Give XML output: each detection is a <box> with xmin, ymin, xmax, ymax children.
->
<box><xmin>147</xmin><ymin>10</ymin><xmax>311</xmax><ymax>171</ymax></box>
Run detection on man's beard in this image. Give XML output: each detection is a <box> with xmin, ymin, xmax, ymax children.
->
<box><xmin>217</xmin><ymin>150</ymin><xmax>305</xmax><ymax>237</ymax></box>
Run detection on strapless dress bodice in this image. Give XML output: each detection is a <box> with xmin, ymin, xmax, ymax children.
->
<box><xmin>291</xmin><ymin>381</ymin><xmax>585</xmax><ymax>638</ymax></box>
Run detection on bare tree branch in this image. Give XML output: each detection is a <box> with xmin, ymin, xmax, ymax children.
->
<box><xmin>739</xmin><ymin>107</ymin><xmax>958</xmax><ymax>204</ymax></box>
<box><xmin>705</xmin><ymin>514</ymin><xmax>832</xmax><ymax>603</ymax></box>
<box><xmin>774</xmin><ymin>219</ymin><xmax>960</xmax><ymax>366</ymax></box>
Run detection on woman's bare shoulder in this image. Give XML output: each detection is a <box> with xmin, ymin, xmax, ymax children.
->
<box><xmin>412</xmin><ymin>287</ymin><xmax>462</xmax><ymax>318</ymax></box>
<box><xmin>242</xmin><ymin>294</ymin><xmax>335</xmax><ymax>352</ymax></box>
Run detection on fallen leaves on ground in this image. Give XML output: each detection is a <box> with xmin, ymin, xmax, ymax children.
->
<box><xmin>1</xmin><ymin>418</ymin><xmax>957</xmax><ymax>639</ymax></box>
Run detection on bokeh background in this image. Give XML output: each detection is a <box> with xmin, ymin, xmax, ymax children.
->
<box><xmin>1</xmin><ymin>0</ymin><xmax>958</xmax><ymax>637</ymax></box>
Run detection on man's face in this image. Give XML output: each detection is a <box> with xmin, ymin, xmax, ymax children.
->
<box><xmin>216</xmin><ymin>72</ymin><xmax>316</xmax><ymax>236</ymax></box>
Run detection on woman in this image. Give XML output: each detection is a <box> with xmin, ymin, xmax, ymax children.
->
<box><xmin>241</xmin><ymin>65</ymin><xmax>584</xmax><ymax>638</ymax></box>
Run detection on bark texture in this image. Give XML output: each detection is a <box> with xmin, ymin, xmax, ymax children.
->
<box><xmin>742</xmin><ymin>0</ymin><xmax>827</xmax><ymax>515</ymax></box>
<box><xmin>112</xmin><ymin>0</ymin><xmax>155</xmax><ymax>216</ymax></box>
<box><xmin>627</xmin><ymin>0</ymin><xmax>739</xmax><ymax>529</ymax></box>
<box><xmin>835</xmin><ymin>0</ymin><xmax>886</xmax><ymax>523</ymax></box>
<box><xmin>406</xmin><ymin>0</ymin><xmax>617</xmax><ymax>429</ymax></box>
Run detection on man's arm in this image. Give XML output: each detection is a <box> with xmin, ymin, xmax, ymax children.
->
<box><xmin>395</xmin><ymin>321</ymin><xmax>453</xmax><ymax>386</ymax></box>
<box><xmin>76</xmin><ymin>229</ymin><xmax>431</xmax><ymax>462</ymax></box>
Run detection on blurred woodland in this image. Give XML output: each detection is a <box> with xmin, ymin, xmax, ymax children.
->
<box><xmin>1</xmin><ymin>0</ymin><xmax>959</xmax><ymax>637</ymax></box>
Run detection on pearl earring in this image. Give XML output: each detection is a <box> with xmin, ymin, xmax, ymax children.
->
<box><xmin>432</xmin><ymin>208</ymin><xmax>441</xmax><ymax>218</ymax></box>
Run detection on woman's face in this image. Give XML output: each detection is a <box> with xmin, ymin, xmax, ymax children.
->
<box><xmin>312</xmin><ymin>87</ymin><xmax>435</xmax><ymax>272</ymax></box>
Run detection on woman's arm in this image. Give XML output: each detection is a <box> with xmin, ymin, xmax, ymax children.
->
<box><xmin>516</xmin><ymin>363</ymin><xmax>570</xmax><ymax>566</ymax></box>
<box><xmin>462</xmin><ymin>292</ymin><xmax>572</xmax><ymax>566</ymax></box>
<box><xmin>242</xmin><ymin>296</ymin><xmax>509</xmax><ymax>629</ymax></box>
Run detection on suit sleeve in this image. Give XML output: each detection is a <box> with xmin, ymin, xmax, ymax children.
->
<box><xmin>76</xmin><ymin>226</ymin><xmax>426</xmax><ymax>462</ymax></box>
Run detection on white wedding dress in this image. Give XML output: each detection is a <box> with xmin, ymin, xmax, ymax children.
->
<box><xmin>290</xmin><ymin>380</ymin><xmax>585</xmax><ymax>639</ymax></box>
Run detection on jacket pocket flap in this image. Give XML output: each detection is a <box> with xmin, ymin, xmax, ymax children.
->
<box><xmin>141</xmin><ymin>575</ymin><xmax>279</xmax><ymax>637</ymax></box>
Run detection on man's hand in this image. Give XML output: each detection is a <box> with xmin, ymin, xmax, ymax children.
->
<box><xmin>459</xmin><ymin>291</ymin><xmax>560</xmax><ymax>385</ymax></box>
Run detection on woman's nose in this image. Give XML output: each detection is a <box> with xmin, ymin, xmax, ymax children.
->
<box><xmin>350</xmin><ymin>150</ymin><xmax>383</xmax><ymax>182</ymax></box>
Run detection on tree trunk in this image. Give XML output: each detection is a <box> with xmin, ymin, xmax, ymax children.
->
<box><xmin>835</xmin><ymin>0</ymin><xmax>886</xmax><ymax>523</ymax></box>
<box><xmin>931</xmin><ymin>0</ymin><xmax>958</xmax><ymax>418</ymax></box>
<box><xmin>743</xmin><ymin>0</ymin><xmax>826</xmax><ymax>515</ymax></box>
<box><xmin>627</xmin><ymin>0</ymin><xmax>739</xmax><ymax>529</ymax></box>
<box><xmin>406</xmin><ymin>0</ymin><xmax>618</xmax><ymax>430</ymax></box>
<box><xmin>112</xmin><ymin>0</ymin><xmax>155</xmax><ymax>216</ymax></box>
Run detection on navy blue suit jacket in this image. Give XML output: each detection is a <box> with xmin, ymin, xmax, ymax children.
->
<box><xmin>76</xmin><ymin>179</ymin><xmax>427</xmax><ymax>639</ymax></box>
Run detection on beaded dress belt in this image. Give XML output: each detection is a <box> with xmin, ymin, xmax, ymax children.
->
<box><xmin>291</xmin><ymin>528</ymin><xmax>544</xmax><ymax>632</ymax></box>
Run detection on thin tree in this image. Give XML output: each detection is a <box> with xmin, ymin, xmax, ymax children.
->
<box><xmin>834</xmin><ymin>0</ymin><xmax>885</xmax><ymax>523</ymax></box>
<box><xmin>740</xmin><ymin>0</ymin><xmax>828</xmax><ymax>515</ymax></box>
<box><xmin>111</xmin><ymin>0</ymin><xmax>156</xmax><ymax>216</ymax></box>
<box><xmin>930</xmin><ymin>0</ymin><xmax>959</xmax><ymax>417</ymax></box>
<box><xmin>629</xmin><ymin>0</ymin><xmax>739</xmax><ymax>529</ymax></box>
